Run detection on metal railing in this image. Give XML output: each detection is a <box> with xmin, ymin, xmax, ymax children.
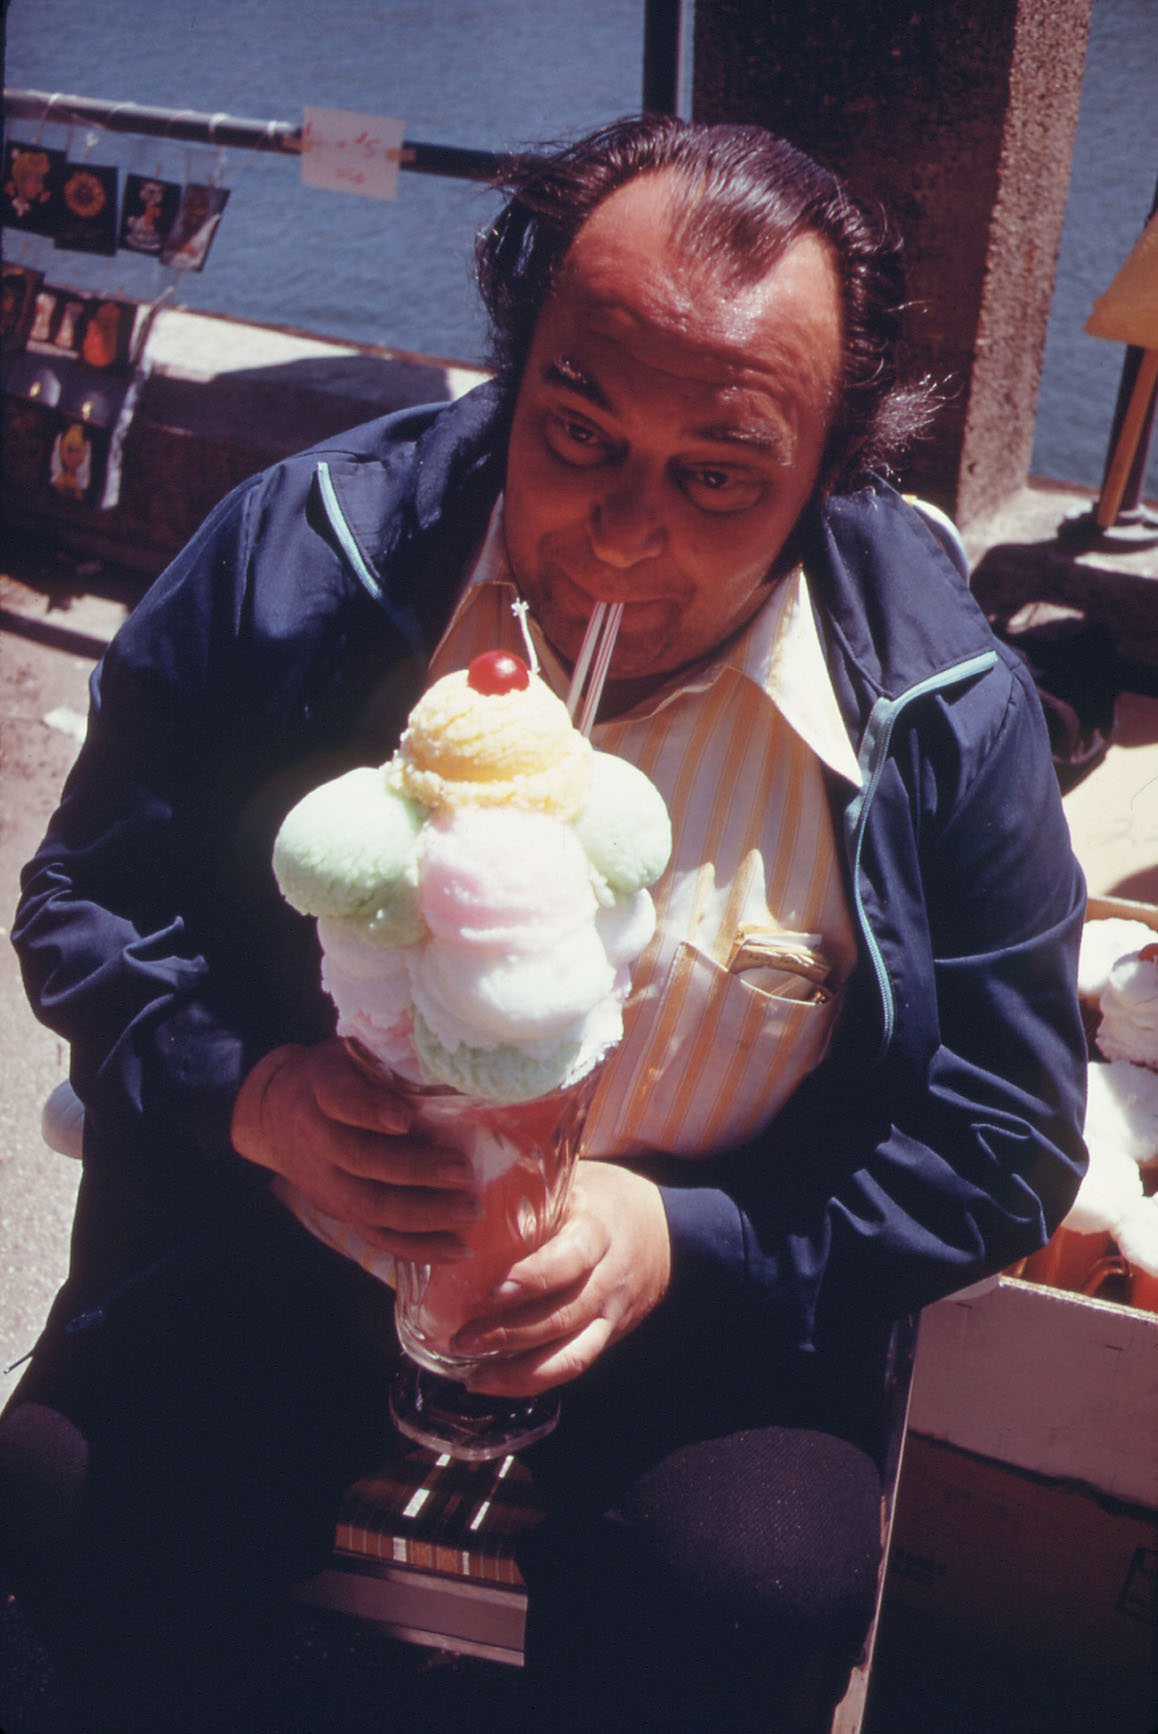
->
<box><xmin>2</xmin><ymin>88</ymin><xmax>505</xmax><ymax>183</ymax></box>
<box><xmin>2</xmin><ymin>3</ymin><xmax>688</xmax><ymax>181</ymax></box>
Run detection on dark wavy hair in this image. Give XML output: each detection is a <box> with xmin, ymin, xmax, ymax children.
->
<box><xmin>476</xmin><ymin>114</ymin><xmax>936</xmax><ymax>491</ymax></box>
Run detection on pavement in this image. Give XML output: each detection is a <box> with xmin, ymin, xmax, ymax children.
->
<box><xmin>0</xmin><ymin>555</ymin><xmax>123</xmax><ymax>1386</ymax></box>
<box><xmin>4</xmin><ymin>477</ymin><xmax>1158</xmax><ymax>1732</ymax></box>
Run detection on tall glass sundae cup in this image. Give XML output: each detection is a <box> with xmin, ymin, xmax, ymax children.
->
<box><xmin>352</xmin><ymin>1045</ymin><xmax>604</xmax><ymax>1457</ymax></box>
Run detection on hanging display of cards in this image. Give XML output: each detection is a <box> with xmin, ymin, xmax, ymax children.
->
<box><xmin>158</xmin><ymin>182</ymin><xmax>230</xmax><ymax>271</ymax></box>
<box><xmin>55</xmin><ymin>161</ymin><xmax>120</xmax><ymax>256</ymax></box>
<box><xmin>119</xmin><ymin>172</ymin><xmax>183</xmax><ymax>256</ymax></box>
<box><xmin>2</xmin><ymin>108</ymin><xmax>234</xmax><ymax>521</ymax></box>
<box><xmin>1</xmin><ymin>141</ymin><xmax>65</xmax><ymax>235</ymax></box>
<box><xmin>5</xmin><ymin>280</ymin><xmax>141</xmax><ymax>516</ymax></box>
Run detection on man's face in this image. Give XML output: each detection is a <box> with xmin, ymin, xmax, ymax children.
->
<box><xmin>503</xmin><ymin>172</ymin><xmax>844</xmax><ymax>683</ymax></box>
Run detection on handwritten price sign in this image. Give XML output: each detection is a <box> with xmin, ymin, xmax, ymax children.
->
<box><xmin>300</xmin><ymin>108</ymin><xmax>406</xmax><ymax>201</ymax></box>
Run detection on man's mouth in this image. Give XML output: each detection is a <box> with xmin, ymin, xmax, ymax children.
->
<box><xmin>538</xmin><ymin>554</ymin><xmax>684</xmax><ymax>619</ymax></box>
<box><xmin>546</xmin><ymin>570</ymin><xmax>681</xmax><ymax>649</ymax></box>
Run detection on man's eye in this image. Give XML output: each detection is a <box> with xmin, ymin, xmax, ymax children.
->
<box><xmin>680</xmin><ymin>467</ymin><xmax>765</xmax><ymax>513</ymax></box>
<box><xmin>543</xmin><ymin>413</ymin><xmax>611</xmax><ymax>466</ymax></box>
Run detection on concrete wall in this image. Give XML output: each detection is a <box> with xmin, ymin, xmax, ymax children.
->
<box><xmin>692</xmin><ymin>0</ymin><xmax>1092</xmax><ymax>527</ymax></box>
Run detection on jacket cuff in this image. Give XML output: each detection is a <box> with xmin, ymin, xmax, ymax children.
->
<box><xmin>657</xmin><ymin>1182</ymin><xmax>754</xmax><ymax>1314</ymax></box>
<box><xmin>82</xmin><ymin>1000</ymin><xmax>256</xmax><ymax>1169</ymax></box>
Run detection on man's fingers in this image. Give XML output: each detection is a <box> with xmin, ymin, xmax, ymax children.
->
<box><xmin>359</xmin><ymin>1225</ymin><xmax>477</xmax><ymax>1264</ymax></box>
<box><xmin>308</xmin><ymin>1039</ymin><xmax>414</xmax><ymax>1135</ymax></box>
<box><xmin>322</xmin><ymin>1121</ymin><xmax>471</xmax><ymax>1189</ymax></box>
<box><xmin>488</xmin><ymin>1205</ymin><xmax>609</xmax><ymax>1298</ymax></box>
<box><xmin>466</xmin><ymin>1319</ymin><xmax>616</xmax><ymax>1396</ymax></box>
<box><xmin>325</xmin><ymin>1166</ymin><xmax>481</xmax><ymax>1235</ymax></box>
<box><xmin>454</xmin><ymin>1271</ymin><xmax>591</xmax><ymax>1347</ymax></box>
<box><xmin>449</xmin><ymin>1219</ymin><xmax>607</xmax><ymax>1353</ymax></box>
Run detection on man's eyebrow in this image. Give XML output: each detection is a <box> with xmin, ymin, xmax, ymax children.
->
<box><xmin>693</xmin><ymin>420</ymin><xmax>796</xmax><ymax>465</ymax></box>
<box><xmin>543</xmin><ymin>356</ymin><xmax>611</xmax><ymax>409</ymax></box>
<box><xmin>544</xmin><ymin>356</ymin><xmax>796</xmax><ymax>463</ymax></box>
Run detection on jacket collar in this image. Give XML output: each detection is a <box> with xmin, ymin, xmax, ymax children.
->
<box><xmin>317</xmin><ymin>379</ymin><xmax>510</xmax><ymax>652</ymax></box>
<box><xmin>806</xmin><ymin>482</ymin><xmax>999</xmax><ymax>722</ymax></box>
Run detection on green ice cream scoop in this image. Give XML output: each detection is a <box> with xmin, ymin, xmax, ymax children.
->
<box><xmin>412</xmin><ymin>1014</ymin><xmax>583</xmax><ymax>1103</ymax></box>
<box><xmin>272</xmin><ymin>766</ymin><xmax>426</xmax><ymax>944</ymax></box>
<box><xmin>574</xmin><ymin>752</ymin><xmax>672</xmax><ymax>899</ymax></box>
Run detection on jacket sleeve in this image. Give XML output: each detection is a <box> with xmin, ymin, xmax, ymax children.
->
<box><xmin>657</xmin><ymin>648</ymin><xmax>1089</xmax><ymax>1353</ymax></box>
<box><xmin>11</xmin><ymin>391</ymin><xmax>506</xmax><ymax>1185</ymax></box>
<box><xmin>10</xmin><ymin>467</ymin><xmax>368</xmax><ymax>1175</ymax></box>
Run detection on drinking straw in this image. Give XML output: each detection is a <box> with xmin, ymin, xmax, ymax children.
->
<box><xmin>565</xmin><ymin>602</ymin><xmax>607</xmax><ymax>716</ymax></box>
<box><xmin>566</xmin><ymin>601</ymin><xmax>624</xmax><ymax>736</ymax></box>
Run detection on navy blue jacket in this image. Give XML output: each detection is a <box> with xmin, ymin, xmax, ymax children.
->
<box><xmin>13</xmin><ymin>381</ymin><xmax>1087</xmax><ymax>1354</ymax></box>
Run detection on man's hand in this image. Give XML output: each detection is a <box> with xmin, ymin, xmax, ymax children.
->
<box><xmin>231</xmin><ymin>1038</ymin><xmax>478</xmax><ymax>1262</ymax></box>
<box><xmin>451</xmin><ymin>1160</ymin><xmax>672</xmax><ymax>1395</ymax></box>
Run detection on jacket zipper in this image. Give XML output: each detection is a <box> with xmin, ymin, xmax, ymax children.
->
<box><xmin>316</xmin><ymin>460</ymin><xmax>426</xmax><ymax>661</ymax></box>
<box><xmin>846</xmin><ymin>650</ymin><xmax>999</xmax><ymax>1059</ymax></box>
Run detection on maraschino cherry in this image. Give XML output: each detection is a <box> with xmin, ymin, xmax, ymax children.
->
<box><xmin>467</xmin><ymin>650</ymin><xmax>531</xmax><ymax>694</ymax></box>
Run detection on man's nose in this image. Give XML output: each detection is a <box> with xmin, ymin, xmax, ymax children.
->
<box><xmin>587</xmin><ymin>472</ymin><xmax>667</xmax><ymax>568</ymax></box>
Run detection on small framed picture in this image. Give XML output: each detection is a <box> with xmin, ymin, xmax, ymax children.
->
<box><xmin>3</xmin><ymin>394</ymin><xmax>56</xmax><ymax>501</ymax></box>
<box><xmin>119</xmin><ymin>173</ymin><xmax>182</xmax><ymax>256</ymax></box>
<box><xmin>78</xmin><ymin>297</ymin><xmax>137</xmax><ymax>371</ymax></box>
<box><xmin>58</xmin><ymin>365</ymin><xmax>130</xmax><ymax>430</ymax></box>
<box><xmin>1</xmin><ymin>264</ymin><xmax>44</xmax><ymax>353</ymax></box>
<box><xmin>1</xmin><ymin>141</ymin><xmax>65</xmax><ymax>234</ymax></box>
<box><xmin>26</xmin><ymin>287</ymin><xmax>89</xmax><ymax>360</ymax></box>
<box><xmin>160</xmin><ymin>183</ymin><xmax>230</xmax><ymax>271</ymax></box>
<box><xmin>55</xmin><ymin>162</ymin><xmax>120</xmax><ymax>256</ymax></box>
<box><xmin>2</xmin><ymin>351</ymin><xmax>66</xmax><ymax>410</ymax></box>
<box><xmin>47</xmin><ymin>413</ymin><xmax>108</xmax><ymax>508</ymax></box>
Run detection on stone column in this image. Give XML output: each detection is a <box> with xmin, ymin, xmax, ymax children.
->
<box><xmin>692</xmin><ymin>0</ymin><xmax>1092</xmax><ymax>528</ymax></box>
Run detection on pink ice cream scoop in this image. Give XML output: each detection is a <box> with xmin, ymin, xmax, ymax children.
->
<box><xmin>412</xmin><ymin>805</ymin><xmax>620</xmax><ymax>1082</ymax></box>
<box><xmin>419</xmin><ymin>805</ymin><xmax>598</xmax><ymax>948</ymax></box>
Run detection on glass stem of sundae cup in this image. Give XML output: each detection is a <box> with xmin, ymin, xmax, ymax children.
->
<box><xmin>380</xmin><ymin>1059</ymin><xmax>603</xmax><ymax>1460</ymax></box>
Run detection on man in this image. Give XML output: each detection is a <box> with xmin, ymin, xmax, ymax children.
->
<box><xmin>3</xmin><ymin>117</ymin><xmax>1086</xmax><ymax>1732</ymax></box>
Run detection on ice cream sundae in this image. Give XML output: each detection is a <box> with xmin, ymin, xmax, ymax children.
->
<box><xmin>1021</xmin><ymin>914</ymin><xmax>1158</xmax><ymax>1303</ymax></box>
<box><xmin>1096</xmin><ymin>943</ymin><xmax>1158</xmax><ymax>1068</ymax></box>
<box><xmin>272</xmin><ymin>640</ymin><xmax>671</xmax><ymax>1453</ymax></box>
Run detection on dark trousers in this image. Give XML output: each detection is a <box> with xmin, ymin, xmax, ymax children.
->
<box><xmin>0</xmin><ymin>1189</ymin><xmax>884</xmax><ymax>1733</ymax></box>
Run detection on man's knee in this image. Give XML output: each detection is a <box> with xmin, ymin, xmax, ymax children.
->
<box><xmin>0</xmin><ymin>1399</ymin><xmax>90</xmax><ymax>1643</ymax></box>
<box><xmin>519</xmin><ymin>1426</ymin><xmax>882</xmax><ymax>1730</ymax></box>
<box><xmin>618</xmin><ymin>1427</ymin><xmax>882</xmax><ymax>1641</ymax></box>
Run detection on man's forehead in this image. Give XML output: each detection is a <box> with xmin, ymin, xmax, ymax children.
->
<box><xmin>538</xmin><ymin>224</ymin><xmax>841</xmax><ymax>425</ymax></box>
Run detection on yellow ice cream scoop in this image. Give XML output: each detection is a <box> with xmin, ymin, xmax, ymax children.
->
<box><xmin>388</xmin><ymin>651</ymin><xmax>593</xmax><ymax>818</ymax></box>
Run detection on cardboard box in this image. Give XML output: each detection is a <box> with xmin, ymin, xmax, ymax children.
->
<box><xmin>888</xmin><ymin>896</ymin><xmax>1158</xmax><ymax>1710</ymax></box>
<box><xmin>907</xmin><ymin>1273</ymin><xmax>1158</xmax><ymax>1508</ymax></box>
<box><xmin>888</xmin><ymin>1433</ymin><xmax>1157</xmax><ymax>1705</ymax></box>
<box><xmin>905</xmin><ymin>891</ymin><xmax>1158</xmax><ymax>1504</ymax></box>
